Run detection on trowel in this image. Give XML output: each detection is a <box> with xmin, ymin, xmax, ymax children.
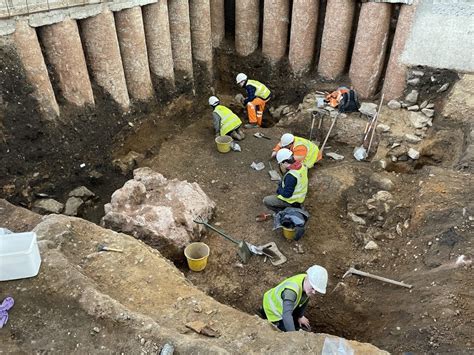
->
<box><xmin>253</xmin><ymin>132</ymin><xmax>271</xmax><ymax>140</ymax></box>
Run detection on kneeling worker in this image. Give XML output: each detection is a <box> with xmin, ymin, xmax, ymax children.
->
<box><xmin>261</xmin><ymin>265</ymin><xmax>328</xmax><ymax>332</ymax></box>
<box><xmin>236</xmin><ymin>73</ymin><xmax>271</xmax><ymax>128</ymax></box>
<box><xmin>263</xmin><ymin>149</ymin><xmax>308</xmax><ymax>213</ymax></box>
<box><xmin>271</xmin><ymin>133</ymin><xmax>321</xmax><ymax>168</ymax></box>
<box><xmin>209</xmin><ymin>96</ymin><xmax>245</xmax><ymax>141</ymax></box>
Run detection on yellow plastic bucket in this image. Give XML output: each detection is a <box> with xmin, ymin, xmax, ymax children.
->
<box><xmin>282</xmin><ymin>227</ymin><xmax>296</xmax><ymax>240</ymax></box>
<box><xmin>215</xmin><ymin>135</ymin><xmax>233</xmax><ymax>153</ymax></box>
<box><xmin>184</xmin><ymin>242</ymin><xmax>210</xmax><ymax>272</ymax></box>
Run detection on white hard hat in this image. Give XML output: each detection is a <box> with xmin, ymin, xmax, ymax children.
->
<box><xmin>306</xmin><ymin>265</ymin><xmax>328</xmax><ymax>294</ymax></box>
<box><xmin>276</xmin><ymin>148</ymin><xmax>293</xmax><ymax>164</ymax></box>
<box><xmin>236</xmin><ymin>73</ymin><xmax>248</xmax><ymax>85</ymax></box>
<box><xmin>280</xmin><ymin>133</ymin><xmax>295</xmax><ymax>147</ymax></box>
<box><xmin>208</xmin><ymin>96</ymin><xmax>220</xmax><ymax>106</ymax></box>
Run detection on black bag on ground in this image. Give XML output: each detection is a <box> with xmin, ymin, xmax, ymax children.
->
<box><xmin>339</xmin><ymin>89</ymin><xmax>360</xmax><ymax>113</ymax></box>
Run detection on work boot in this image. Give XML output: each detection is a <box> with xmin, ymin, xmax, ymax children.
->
<box><xmin>237</xmin><ymin>128</ymin><xmax>245</xmax><ymax>140</ymax></box>
<box><xmin>244</xmin><ymin>123</ymin><xmax>259</xmax><ymax>129</ymax></box>
<box><xmin>231</xmin><ymin>131</ymin><xmax>243</xmax><ymax>141</ymax></box>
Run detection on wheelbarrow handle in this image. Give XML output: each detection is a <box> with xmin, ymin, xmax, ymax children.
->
<box><xmin>193</xmin><ymin>218</ymin><xmax>240</xmax><ymax>245</ymax></box>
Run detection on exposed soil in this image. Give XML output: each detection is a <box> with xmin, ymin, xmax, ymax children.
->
<box><xmin>116</xmin><ymin>94</ymin><xmax>472</xmax><ymax>353</ymax></box>
<box><xmin>1</xmin><ymin>39</ymin><xmax>472</xmax><ymax>354</ymax></box>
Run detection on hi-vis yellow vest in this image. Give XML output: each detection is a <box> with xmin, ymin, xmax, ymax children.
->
<box><xmin>294</xmin><ymin>136</ymin><xmax>319</xmax><ymax>168</ymax></box>
<box><xmin>263</xmin><ymin>274</ymin><xmax>307</xmax><ymax>322</ymax></box>
<box><xmin>214</xmin><ymin>105</ymin><xmax>242</xmax><ymax>136</ymax></box>
<box><xmin>247</xmin><ymin>80</ymin><xmax>271</xmax><ymax>100</ymax></box>
<box><xmin>277</xmin><ymin>165</ymin><xmax>308</xmax><ymax>204</ymax></box>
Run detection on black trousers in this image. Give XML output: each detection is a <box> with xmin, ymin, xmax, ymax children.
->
<box><xmin>259</xmin><ymin>308</ymin><xmax>301</xmax><ymax>332</ymax></box>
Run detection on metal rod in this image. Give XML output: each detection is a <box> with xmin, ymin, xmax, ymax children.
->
<box><xmin>320</xmin><ymin>113</ymin><xmax>339</xmax><ymax>153</ymax></box>
<box><xmin>366</xmin><ymin>94</ymin><xmax>385</xmax><ymax>156</ymax></box>
<box><xmin>309</xmin><ymin>112</ymin><xmax>316</xmax><ymax>141</ymax></box>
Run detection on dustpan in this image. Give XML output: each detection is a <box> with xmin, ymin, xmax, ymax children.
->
<box><xmin>268</xmin><ymin>161</ymin><xmax>281</xmax><ymax>181</ymax></box>
<box><xmin>261</xmin><ymin>242</ymin><xmax>287</xmax><ymax>266</ymax></box>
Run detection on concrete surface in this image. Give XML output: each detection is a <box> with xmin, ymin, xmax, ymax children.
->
<box><xmin>115</xmin><ymin>6</ymin><xmax>154</xmax><ymax>102</ymax></box>
<box><xmin>318</xmin><ymin>0</ymin><xmax>356</xmax><ymax>80</ymax></box>
<box><xmin>39</xmin><ymin>19</ymin><xmax>95</xmax><ymax>107</ymax></box>
<box><xmin>80</xmin><ymin>10</ymin><xmax>130</xmax><ymax>111</ymax></box>
<box><xmin>262</xmin><ymin>0</ymin><xmax>291</xmax><ymax>63</ymax></box>
<box><xmin>402</xmin><ymin>0</ymin><xmax>474</xmax><ymax>72</ymax></box>
<box><xmin>382</xmin><ymin>1</ymin><xmax>418</xmax><ymax>101</ymax></box>
<box><xmin>210</xmin><ymin>0</ymin><xmax>225</xmax><ymax>48</ymax></box>
<box><xmin>349</xmin><ymin>2</ymin><xmax>391</xmax><ymax>98</ymax></box>
<box><xmin>142</xmin><ymin>1</ymin><xmax>175</xmax><ymax>92</ymax></box>
<box><xmin>13</xmin><ymin>20</ymin><xmax>59</xmax><ymax>119</ymax></box>
<box><xmin>235</xmin><ymin>0</ymin><xmax>260</xmax><ymax>56</ymax></box>
<box><xmin>288</xmin><ymin>0</ymin><xmax>319</xmax><ymax>75</ymax></box>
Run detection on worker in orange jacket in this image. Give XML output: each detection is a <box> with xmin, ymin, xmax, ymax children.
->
<box><xmin>271</xmin><ymin>133</ymin><xmax>321</xmax><ymax>168</ymax></box>
<box><xmin>236</xmin><ymin>73</ymin><xmax>272</xmax><ymax>128</ymax></box>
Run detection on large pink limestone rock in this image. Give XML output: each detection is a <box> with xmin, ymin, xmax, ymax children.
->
<box><xmin>101</xmin><ymin>167</ymin><xmax>215</xmax><ymax>259</ymax></box>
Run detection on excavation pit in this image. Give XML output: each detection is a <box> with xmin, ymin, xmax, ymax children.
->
<box><xmin>0</xmin><ymin>1</ymin><xmax>472</xmax><ymax>353</ymax></box>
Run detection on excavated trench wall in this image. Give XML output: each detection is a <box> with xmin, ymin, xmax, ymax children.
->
<box><xmin>0</xmin><ymin>0</ymin><xmax>433</xmax><ymax>122</ymax></box>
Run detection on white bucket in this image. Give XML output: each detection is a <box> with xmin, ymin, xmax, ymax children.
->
<box><xmin>0</xmin><ymin>232</ymin><xmax>42</xmax><ymax>281</ymax></box>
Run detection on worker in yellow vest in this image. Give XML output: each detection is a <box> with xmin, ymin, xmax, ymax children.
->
<box><xmin>260</xmin><ymin>265</ymin><xmax>328</xmax><ymax>332</ymax></box>
<box><xmin>209</xmin><ymin>96</ymin><xmax>245</xmax><ymax>141</ymax></box>
<box><xmin>271</xmin><ymin>133</ymin><xmax>321</xmax><ymax>168</ymax></box>
<box><xmin>236</xmin><ymin>73</ymin><xmax>271</xmax><ymax>128</ymax></box>
<box><xmin>263</xmin><ymin>149</ymin><xmax>308</xmax><ymax>212</ymax></box>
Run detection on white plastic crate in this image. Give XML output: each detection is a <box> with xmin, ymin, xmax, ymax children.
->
<box><xmin>0</xmin><ymin>232</ymin><xmax>42</xmax><ymax>281</ymax></box>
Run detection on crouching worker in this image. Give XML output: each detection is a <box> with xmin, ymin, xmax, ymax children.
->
<box><xmin>236</xmin><ymin>73</ymin><xmax>271</xmax><ymax>128</ymax></box>
<box><xmin>261</xmin><ymin>265</ymin><xmax>328</xmax><ymax>332</ymax></box>
<box><xmin>263</xmin><ymin>149</ymin><xmax>308</xmax><ymax>213</ymax></box>
<box><xmin>272</xmin><ymin>133</ymin><xmax>321</xmax><ymax>168</ymax></box>
<box><xmin>209</xmin><ymin>96</ymin><xmax>245</xmax><ymax>141</ymax></box>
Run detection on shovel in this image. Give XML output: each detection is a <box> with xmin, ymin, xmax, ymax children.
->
<box><xmin>343</xmin><ymin>267</ymin><xmax>412</xmax><ymax>289</ymax></box>
<box><xmin>353</xmin><ymin>94</ymin><xmax>384</xmax><ymax>161</ymax></box>
<box><xmin>319</xmin><ymin>113</ymin><xmax>339</xmax><ymax>160</ymax></box>
<box><xmin>194</xmin><ymin>217</ymin><xmax>267</xmax><ymax>264</ymax></box>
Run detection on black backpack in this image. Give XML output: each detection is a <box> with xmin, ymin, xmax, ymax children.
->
<box><xmin>339</xmin><ymin>90</ymin><xmax>360</xmax><ymax>113</ymax></box>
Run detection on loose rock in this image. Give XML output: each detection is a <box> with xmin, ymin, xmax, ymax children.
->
<box><xmin>407</xmin><ymin>105</ymin><xmax>419</xmax><ymax>111</ymax></box>
<box><xmin>407</xmin><ymin>78</ymin><xmax>420</xmax><ymax>85</ymax></box>
<box><xmin>408</xmin><ymin>148</ymin><xmax>420</xmax><ymax>160</ymax></box>
<box><xmin>405</xmin><ymin>90</ymin><xmax>419</xmax><ymax>104</ymax></box>
<box><xmin>411</xmin><ymin>70</ymin><xmax>424</xmax><ymax>77</ymax></box>
<box><xmin>325</xmin><ymin>152</ymin><xmax>344</xmax><ymax>161</ymax></box>
<box><xmin>377</xmin><ymin>124</ymin><xmax>391</xmax><ymax>133</ymax></box>
<box><xmin>437</xmin><ymin>83</ymin><xmax>449</xmax><ymax>93</ymax></box>
<box><xmin>359</xmin><ymin>102</ymin><xmax>378</xmax><ymax>116</ymax></box>
<box><xmin>364</xmin><ymin>241</ymin><xmax>379</xmax><ymax>250</ymax></box>
<box><xmin>421</xmin><ymin>108</ymin><xmax>435</xmax><ymax>118</ymax></box>
<box><xmin>69</xmin><ymin>186</ymin><xmax>95</xmax><ymax>199</ymax></box>
<box><xmin>348</xmin><ymin>212</ymin><xmax>366</xmax><ymax>225</ymax></box>
<box><xmin>409</xmin><ymin>112</ymin><xmax>432</xmax><ymax>128</ymax></box>
<box><xmin>64</xmin><ymin>197</ymin><xmax>84</xmax><ymax>216</ymax></box>
<box><xmin>102</xmin><ymin>168</ymin><xmax>216</xmax><ymax>260</ymax></box>
<box><xmin>387</xmin><ymin>100</ymin><xmax>401</xmax><ymax>110</ymax></box>
<box><xmin>33</xmin><ymin>199</ymin><xmax>64</xmax><ymax>214</ymax></box>
<box><xmin>420</xmin><ymin>100</ymin><xmax>429</xmax><ymax>109</ymax></box>
<box><xmin>373</xmin><ymin>191</ymin><xmax>393</xmax><ymax>203</ymax></box>
<box><xmin>370</xmin><ymin>174</ymin><xmax>394</xmax><ymax>191</ymax></box>
<box><xmin>405</xmin><ymin>134</ymin><xmax>422</xmax><ymax>144</ymax></box>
